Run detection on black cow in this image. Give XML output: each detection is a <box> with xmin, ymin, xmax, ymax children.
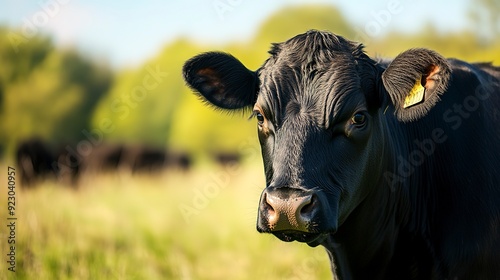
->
<box><xmin>16</xmin><ymin>138</ymin><xmax>57</xmax><ymax>187</ymax></box>
<box><xmin>213</xmin><ymin>151</ymin><xmax>241</xmax><ymax>167</ymax></box>
<box><xmin>164</xmin><ymin>150</ymin><xmax>192</xmax><ymax>172</ymax></box>
<box><xmin>183</xmin><ymin>30</ymin><xmax>500</xmax><ymax>279</ymax></box>
<box><xmin>81</xmin><ymin>144</ymin><xmax>124</xmax><ymax>174</ymax></box>
<box><xmin>125</xmin><ymin>145</ymin><xmax>167</xmax><ymax>173</ymax></box>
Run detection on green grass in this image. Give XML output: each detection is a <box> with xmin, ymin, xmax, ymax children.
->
<box><xmin>0</xmin><ymin>164</ymin><xmax>331</xmax><ymax>279</ymax></box>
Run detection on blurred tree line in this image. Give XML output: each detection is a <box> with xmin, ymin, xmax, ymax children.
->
<box><xmin>0</xmin><ymin>27</ymin><xmax>112</xmax><ymax>158</ymax></box>
<box><xmin>1</xmin><ymin>3</ymin><xmax>499</xmax><ymax>162</ymax></box>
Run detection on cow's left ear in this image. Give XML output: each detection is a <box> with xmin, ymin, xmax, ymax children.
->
<box><xmin>381</xmin><ymin>48</ymin><xmax>451</xmax><ymax>122</ymax></box>
<box><xmin>183</xmin><ymin>52</ymin><xmax>258</xmax><ymax>110</ymax></box>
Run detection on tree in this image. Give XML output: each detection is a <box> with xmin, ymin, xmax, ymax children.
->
<box><xmin>254</xmin><ymin>5</ymin><xmax>355</xmax><ymax>45</ymax></box>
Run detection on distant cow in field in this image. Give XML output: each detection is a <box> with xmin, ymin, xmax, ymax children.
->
<box><xmin>115</xmin><ymin>145</ymin><xmax>192</xmax><ymax>174</ymax></box>
<box><xmin>165</xmin><ymin>151</ymin><xmax>192</xmax><ymax>172</ymax></box>
<box><xmin>183</xmin><ymin>30</ymin><xmax>500</xmax><ymax>279</ymax></box>
<box><xmin>212</xmin><ymin>152</ymin><xmax>241</xmax><ymax>167</ymax></box>
<box><xmin>82</xmin><ymin>144</ymin><xmax>124</xmax><ymax>173</ymax></box>
<box><xmin>16</xmin><ymin>138</ymin><xmax>57</xmax><ymax>187</ymax></box>
<box><xmin>122</xmin><ymin>145</ymin><xmax>167</xmax><ymax>173</ymax></box>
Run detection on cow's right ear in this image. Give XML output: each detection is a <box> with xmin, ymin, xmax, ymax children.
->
<box><xmin>183</xmin><ymin>52</ymin><xmax>258</xmax><ymax>110</ymax></box>
<box><xmin>381</xmin><ymin>48</ymin><xmax>451</xmax><ymax>122</ymax></box>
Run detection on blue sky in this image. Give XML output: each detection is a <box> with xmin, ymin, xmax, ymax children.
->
<box><xmin>1</xmin><ymin>0</ymin><xmax>471</xmax><ymax>67</ymax></box>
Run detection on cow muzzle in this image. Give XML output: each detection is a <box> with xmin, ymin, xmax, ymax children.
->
<box><xmin>257</xmin><ymin>186</ymin><xmax>337</xmax><ymax>246</ymax></box>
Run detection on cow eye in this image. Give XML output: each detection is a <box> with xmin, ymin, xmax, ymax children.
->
<box><xmin>351</xmin><ymin>112</ymin><xmax>366</xmax><ymax>126</ymax></box>
<box><xmin>254</xmin><ymin>111</ymin><xmax>265</xmax><ymax>125</ymax></box>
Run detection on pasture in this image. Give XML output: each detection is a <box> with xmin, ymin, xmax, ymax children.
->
<box><xmin>0</xmin><ymin>163</ymin><xmax>331</xmax><ymax>279</ymax></box>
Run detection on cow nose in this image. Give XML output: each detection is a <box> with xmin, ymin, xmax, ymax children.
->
<box><xmin>261</xmin><ymin>188</ymin><xmax>317</xmax><ymax>232</ymax></box>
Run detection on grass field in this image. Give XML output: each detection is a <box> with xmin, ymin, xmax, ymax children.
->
<box><xmin>0</xmin><ymin>163</ymin><xmax>332</xmax><ymax>279</ymax></box>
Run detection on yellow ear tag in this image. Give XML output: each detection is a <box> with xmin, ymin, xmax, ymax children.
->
<box><xmin>403</xmin><ymin>77</ymin><xmax>425</xmax><ymax>108</ymax></box>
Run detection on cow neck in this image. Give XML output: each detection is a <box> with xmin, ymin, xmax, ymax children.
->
<box><xmin>320</xmin><ymin>108</ymin><xmax>437</xmax><ymax>279</ymax></box>
<box><xmin>322</xmin><ymin>174</ymin><xmax>405</xmax><ymax>279</ymax></box>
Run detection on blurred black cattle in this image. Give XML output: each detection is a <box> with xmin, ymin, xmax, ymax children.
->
<box><xmin>120</xmin><ymin>146</ymin><xmax>192</xmax><ymax>173</ymax></box>
<box><xmin>165</xmin><ymin>151</ymin><xmax>192</xmax><ymax>172</ymax></box>
<box><xmin>212</xmin><ymin>152</ymin><xmax>241</xmax><ymax>167</ymax></box>
<box><xmin>16</xmin><ymin>138</ymin><xmax>57</xmax><ymax>187</ymax></box>
<box><xmin>16</xmin><ymin>139</ymin><xmax>193</xmax><ymax>187</ymax></box>
<box><xmin>120</xmin><ymin>145</ymin><xmax>166</xmax><ymax>173</ymax></box>
<box><xmin>80</xmin><ymin>144</ymin><xmax>124</xmax><ymax>174</ymax></box>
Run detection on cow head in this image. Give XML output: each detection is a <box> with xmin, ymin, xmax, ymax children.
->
<box><xmin>183</xmin><ymin>30</ymin><xmax>450</xmax><ymax>246</ymax></box>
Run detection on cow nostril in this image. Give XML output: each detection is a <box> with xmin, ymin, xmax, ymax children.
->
<box><xmin>264</xmin><ymin>193</ymin><xmax>276</xmax><ymax>215</ymax></box>
<box><xmin>299</xmin><ymin>195</ymin><xmax>316</xmax><ymax>217</ymax></box>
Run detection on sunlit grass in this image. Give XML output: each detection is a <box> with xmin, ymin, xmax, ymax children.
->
<box><xmin>0</xmin><ymin>164</ymin><xmax>331</xmax><ymax>279</ymax></box>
